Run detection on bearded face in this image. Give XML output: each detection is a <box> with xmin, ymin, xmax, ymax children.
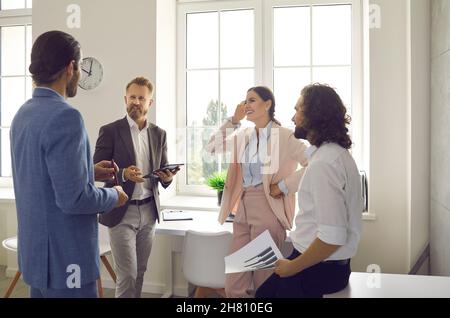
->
<box><xmin>125</xmin><ymin>84</ymin><xmax>152</xmax><ymax>122</ymax></box>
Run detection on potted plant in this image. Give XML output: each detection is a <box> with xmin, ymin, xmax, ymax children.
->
<box><xmin>206</xmin><ymin>171</ymin><xmax>227</xmax><ymax>206</ymax></box>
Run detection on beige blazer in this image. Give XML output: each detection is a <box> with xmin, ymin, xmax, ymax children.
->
<box><xmin>205</xmin><ymin>121</ymin><xmax>308</xmax><ymax>230</ymax></box>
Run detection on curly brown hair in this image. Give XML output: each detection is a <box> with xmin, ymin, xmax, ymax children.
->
<box><xmin>300</xmin><ymin>83</ymin><xmax>352</xmax><ymax>149</ymax></box>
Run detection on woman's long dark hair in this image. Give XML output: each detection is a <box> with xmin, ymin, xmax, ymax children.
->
<box><xmin>300</xmin><ymin>83</ymin><xmax>352</xmax><ymax>149</ymax></box>
<box><xmin>247</xmin><ymin>86</ymin><xmax>281</xmax><ymax>125</ymax></box>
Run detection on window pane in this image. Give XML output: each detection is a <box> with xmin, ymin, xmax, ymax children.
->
<box><xmin>26</xmin><ymin>76</ymin><xmax>32</xmax><ymax>100</ymax></box>
<box><xmin>274</xmin><ymin>68</ymin><xmax>311</xmax><ymax>126</ymax></box>
<box><xmin>1</xmin><ymin>128</ymin><xmax>11</xmax><ymax>177</ymax></box>
<box><xmin>1</xmin><ymin>0</ymin><xmax>25</xmax><ymax>10</ymax></box>
<box><xmin>220</xmin><ymin>69</ymin><xmax>254</xmax><ymax>124</ymax></box>
<box><xmin>274</xmin><ymin>7</ymin><xmax>310</xmax><ymax>67</ymax></box>
<box><xmin>26</xmin><ymin>0</ymin><xmax>32</xmax><ymax>8</ymax></box>
<box><xmin>2</xmin><ymin>26</ymin><xmax>26</xmax><ymax>76</ymax></box>
<box><xmin>1</xmin><ymin>77</ymin><xmax>25</xmax><ymax>127</ymax></box>
<box><xmin>187</xmin><ymin>12</ymin><xmax>218</xmax><ymax>69</ymax></box>
<box><xmin>312</xmin><ymin>5</ymin><xmax>351</xmax><ymax>65</ymax></box>
<box><xmin>26</xmin><ymin>25</ymin><xmax>32</xmax><ymax>76</ymax></box>
<box><xmin>186</xmin><ymin>70</ymin><xmax>218</xmax><ymax>127</ymax></box>
<box><xmin>186</xmin><ymin>127</ymin><xmax>222</xmax><ymax>186</ymax></box>
<box><xmin>220</xmin><ymin>10</ymin><xmax>254</xmax><ymax>68</ymax></box>
<box><xmin>312</xmin><ymin>66</ymin><xmax>352</xmax><ymax>111</ymax></box>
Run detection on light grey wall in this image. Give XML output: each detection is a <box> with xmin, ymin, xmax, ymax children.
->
<box><xmin>352</xmin><ymin>0</ymin><xmax>428</xmax><ymax>274</ymax></box>
<box><xmin>409</xmin><ymin>0</ymin><xmax>430</xmax><ymax>272</ymax></box>
<box><xmin>32</xmin><ymin>0</ymin><xmax>157</xmax><ymax>148</ymax></box>
<box><xmin>430</xmin><ymin>0</ymin><xmax>450</xmax><ymax>276</ymax></box>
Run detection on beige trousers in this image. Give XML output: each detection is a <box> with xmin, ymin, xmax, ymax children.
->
<box><xmin>225</xmin><ymin>186</ymin><xmax>286</xmax><ymax>298</ymax></box>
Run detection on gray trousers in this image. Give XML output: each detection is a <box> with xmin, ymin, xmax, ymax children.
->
<box><xmin>109</xmin><ymin>201</ymin><xmax>157</xmax><ymax>298</ymax></box>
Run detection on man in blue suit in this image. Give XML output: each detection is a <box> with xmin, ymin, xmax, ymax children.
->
<box><xmin>10</xmin><ymin>31</ymin><xmax>129</xmax><ymax>298</ymax></box>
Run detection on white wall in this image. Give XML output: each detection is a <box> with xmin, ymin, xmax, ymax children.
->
<box><xmin>33</xmin><ymin>0</ymin><xmax>157</xmax><ymax>147</ymax></box>
<box><xmin>156</xmin><ymin>0</ymin><xmax>177</xmax><ymax>201</ymax></box>
<box><xmin>350</xmin><ymin>0</ymin><xmax>430</xmax><ymax>274</ymax></box>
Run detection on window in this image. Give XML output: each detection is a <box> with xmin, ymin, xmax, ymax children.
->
<box><xmin>0</xmin><ymin>2</ymin><xmax>32</xmax><ymax>178</ymax></box>
<box><xmin>1</xmin><ymin>0</ymin><xmax>32</xmax><ymax>10</ymax></box>
<box><xmin>177</xmin><ymin>0</ymin><xmax>364</xmax><ymax>195</ymax></box>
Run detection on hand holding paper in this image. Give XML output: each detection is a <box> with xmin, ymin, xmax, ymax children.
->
<box><xmin>225</xmin><ymin>230</ymin><xmax>283</xmax><ymax>274</ymax></box>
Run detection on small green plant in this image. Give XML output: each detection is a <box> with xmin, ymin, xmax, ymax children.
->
<box><xmin>206</xmin><ymin>171</ymin><xmax>227</xmax><ymax>192</ymax></box>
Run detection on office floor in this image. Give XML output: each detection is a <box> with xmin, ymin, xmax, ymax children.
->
<box><xmin>0</xmin><ymin>266</ymin><xmax>163</xmax><ymax>298</ymax></box>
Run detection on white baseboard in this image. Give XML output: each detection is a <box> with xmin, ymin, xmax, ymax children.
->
<box><xmin>6</xmin><ymin>267</ymin><xmax>18</xmax><ymax>278</ymax></box>
<box><xmin>5</xmin><ymin>267</ymin><xmax>190</xmax><ymax>297</ymax></box>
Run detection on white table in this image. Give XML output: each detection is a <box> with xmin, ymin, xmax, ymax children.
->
<box><xmin>325</xmin><ymin>272</ymin><xmax>450</xmax><ymax>298</ymax></box>
<box><xmin>155</xmin><ymin>209</ymin><xmax>233</xmax><ymax>298</ymax></box>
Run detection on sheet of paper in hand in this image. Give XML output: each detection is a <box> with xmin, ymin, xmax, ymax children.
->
<box><xmin>225</xmin><ymin>230</ymin><xmax>283</xmax><ymax>274</ymax></box>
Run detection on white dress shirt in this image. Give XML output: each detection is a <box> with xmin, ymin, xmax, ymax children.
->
<box><xmin>289</xmin><ymin>143</ymin><xmax>363</xmax><ymax>260</ymax></box>
<box><xmin>125</xmin><ymin>114</ymin><xmax>153</xmax><ymax>200</ymax></box>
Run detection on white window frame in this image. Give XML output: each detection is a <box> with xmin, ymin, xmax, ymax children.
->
<box><xmin>0</xmin><ymin>8</ymin><xmax>32</xmax><ymax>187</ymax></box>
<box><xmin>177</xmin><ymin>0</ymin><xmax>263</xmax><ymax>195</ymax></box>
<box><xmin>177</xmin><ymin>0</ymin><xmax>365</xmax><ymax>196</ymax></box>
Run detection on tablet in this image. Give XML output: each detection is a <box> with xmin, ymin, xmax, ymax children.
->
<box><xmin>155</xmin><ymin>164</ymin><xmax>184</xmax><ymax>172</ymax></box>
<box><xmin>143</xmin><ymin>164</ymin><xmax>184</xmax><ymax>178</ymax></box>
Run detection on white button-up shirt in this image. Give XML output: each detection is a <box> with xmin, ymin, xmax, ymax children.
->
<box><xmin>126</xmin><ymin>114</ymin><xmax>153</xmax><ymax>200</ymax></box>
<box><xmin>289</xmin><ymin>143</ymin><xmax>363</xmax><ymax>260</ymax></box>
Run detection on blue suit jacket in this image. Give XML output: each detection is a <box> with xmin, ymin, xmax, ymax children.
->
<box><xmin>10</xmin><ymin>88</ymin><xmax>118</xmax><ymax>289</ymax></box>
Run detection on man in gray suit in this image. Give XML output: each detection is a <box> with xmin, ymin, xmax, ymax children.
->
<box><xmin>93</xmin><ymin>77</ymin><xmax>178</xmax><ymax>298</ymax></box>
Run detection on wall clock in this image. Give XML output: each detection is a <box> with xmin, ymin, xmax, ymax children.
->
<box><xmin>78</xmin><ymin>57</ymin><xmax>103</xmax><ymax>90</ymax></box>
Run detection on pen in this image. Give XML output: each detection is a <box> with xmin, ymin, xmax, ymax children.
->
<box><xmin>111</xmin><ymin>159</ymin><xmax>119</xmax><ymax>186</ymax></box>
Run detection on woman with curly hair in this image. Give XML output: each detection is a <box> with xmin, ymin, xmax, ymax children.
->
<box><xmin>256</xmin><ymin>83</ymin><xmax>363</xmax><ymax>298</ymax></box>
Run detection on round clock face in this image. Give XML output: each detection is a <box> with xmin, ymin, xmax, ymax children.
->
<box><xmin>78</xmin><ymin>57</ymin><xmax>103</xmax><ymax>90</ymax></box>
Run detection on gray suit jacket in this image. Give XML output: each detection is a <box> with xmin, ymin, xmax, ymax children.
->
<box><xmin>93</xmin><ymin>116</ymin><xmax>171</xmax><ymax>227</ymax></box>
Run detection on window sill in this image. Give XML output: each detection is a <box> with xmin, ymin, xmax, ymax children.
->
<box><xmin>161</xmin><ymin>194</ymin><xmax>378</xmax><ymax>221</ymax></box>
<box><xmin>0</xmin><ymin>189</ymin><xmax>377</xmax><ymax>221</ymax></box>
<box><xmin>362</xmin><ymin>212</ymin><xmax>377</xmax><ymax>221</ymax></box>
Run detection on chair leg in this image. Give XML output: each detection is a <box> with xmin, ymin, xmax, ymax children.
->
<box><xmin>100</xmin><ymin>255</ymin><xmax>116</xmax><ymax>283</ymax></box>
<box><xmin>97</xmin><ymin>279</ymin><xmax>103</xmax><ymax>298</ymax></box>
<box><xmin>3</xmin><ymin>271</ymin><xmax>21</xmax><ymax>298</ymax></box>
<box><xmin>216</xmin><ymin>288</ymin><xmax>226</xmax><ymax>298</ymax></box>
<box><xmin>194</xmin><ymin>286</ymin><xmax>218</xmax><ymax>298</ymax></box>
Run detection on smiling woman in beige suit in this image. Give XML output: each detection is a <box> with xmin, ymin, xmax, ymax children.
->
<box><xmin>205</xmin><ymin>86</ymin><xmax>308</xmax><ymax>298</ymax></box>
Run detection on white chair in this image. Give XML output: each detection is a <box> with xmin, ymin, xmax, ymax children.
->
<box><xmin>182</xmin><ymin>230</ymin><xmax>232</xmax><ymax>298</ymax></box>
<box><xmin>1</xmin><ymin>234</ymin><xmax>116</xmax><ymax>298</ymax></box>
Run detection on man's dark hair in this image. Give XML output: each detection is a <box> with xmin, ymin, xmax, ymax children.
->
<box><xmin>300</xmin><ymin>83</ymin><xmax>352</xmax><ymax>149</ymax></box>
<box><xmin>29</xmin><ymin>31</ymin><xmax>81</xmax><ymax>85</ymax></box>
